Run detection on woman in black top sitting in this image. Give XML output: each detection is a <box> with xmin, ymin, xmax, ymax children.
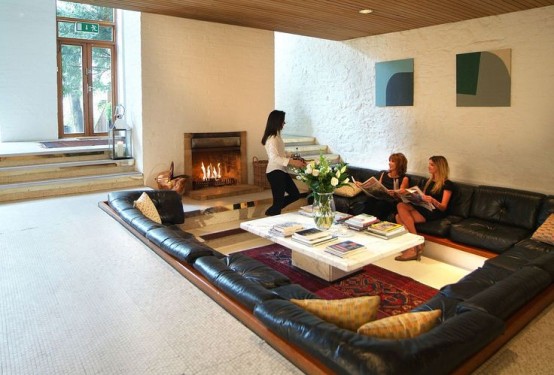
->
<box><xmin>395</xmin><ymin>155</ymin><xmax>453</xmax><ymax>261</ymax></box>
<box><xmin>356</xmin><ymin>153</ymin><xmax>409</xmax><ymax>220</ymax></box>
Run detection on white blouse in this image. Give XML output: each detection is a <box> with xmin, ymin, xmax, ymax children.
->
<box><xmin>264</xmin><ymin>135</ymin><xmax>290</xmax><ymax>173</ymax></box>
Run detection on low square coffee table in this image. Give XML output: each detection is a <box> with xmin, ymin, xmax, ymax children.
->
<box><xmin>240</xmin><ymin>212</ymin><xmax>424</xmax><ymax>281</ymax></box>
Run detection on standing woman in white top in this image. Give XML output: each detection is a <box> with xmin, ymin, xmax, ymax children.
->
<box><xmin>261</xmin><ymin>110</ymin><xmax>306</xmax><ymax>216</ymax></box>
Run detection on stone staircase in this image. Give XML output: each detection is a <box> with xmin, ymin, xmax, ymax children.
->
<box><xmin>282</xmin><ymin>135</ymin><xmax>341</xmax><ymax>163</ymax></box>
<box><xmin>0</xmin><ymin>147</ymin><xmax>144</xmax><ymax>203</ymax></box>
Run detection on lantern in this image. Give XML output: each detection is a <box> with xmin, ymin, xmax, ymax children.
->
<box><xmin>109</xmin><ymin>105</ymin><xmax>132</xmax><ymax>159</ymax></box>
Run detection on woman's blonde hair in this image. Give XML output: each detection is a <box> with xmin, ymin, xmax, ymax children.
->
<box><xmin>424</xmin><ymin>155</ymin><xmax>449</xmax><ymax>194</ymax></box>
<box><xmin>389</xmin><ymin>153</ymin><xmax>408</xmax><ymax>175</ymax></box>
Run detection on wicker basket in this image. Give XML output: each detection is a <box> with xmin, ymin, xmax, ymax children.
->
<box><xmin>252</xmin><ymin>156</ymin><xmax>270</xmax><ymax>189</ymax></box>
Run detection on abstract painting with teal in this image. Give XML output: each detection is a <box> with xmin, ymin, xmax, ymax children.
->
<box><xmin>375</xmin><ymin>58</ymin><xmax>414</xmax><ymax>107</ymax></box>
<box><xmin>456</xmin><ymin>49</ymin><xmax>511</xmax><ymax>107</ymax></box>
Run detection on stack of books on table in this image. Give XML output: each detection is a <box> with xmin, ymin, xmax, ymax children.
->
<box><xmin>298</xmin><ymin>205</ymin><xmax>314</xmax><ymax>217</ymax></box>
<box><xmin>344</xmin><ymin>213</ymin><xmax>379</xmax><ymax>231</ymax></box>
<box><xmin>325</xmin><ymin>240</ymin><xmax>366</xmax><ymax>258</ymax></box>
<box><xmin>291</xmin><ymin>228</ymin><xmax>336</xmax><ymax>246</ymax></box>
<box><xmin>270</xmin><ymin>222</ymin><xmax>305</xmax><ymax>237</ymax></box>
<box><xmin>365</xmin><ymin>221</ymin><xmax>407</xmax><ymax>239</ymax></box>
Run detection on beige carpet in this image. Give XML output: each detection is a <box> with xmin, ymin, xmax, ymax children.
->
<box><xmin>0</xmin><ymin>190</ymin><xmax>552</xmax><ymax>374</ymax></box>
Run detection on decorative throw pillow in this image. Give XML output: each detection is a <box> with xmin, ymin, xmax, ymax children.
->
<box><xmin>357</xmin><ymin>309</ymin><xmax>441</xmax><ymax>339</ymax></box>
<box><xmin>291</xmin><ymin>296</ymin><xmax>380</xmax><ymax>331</ymax></box>
<box><xmin>134</xmin><ymin>192</ymin><xmax>162</xmax><ymax>224</ymax></box>
<box><xmin>334</xmin><ymin>182</ymin><xmax>362</xmax><ymax>198</ymax></box>
<box><xmin>531</xmin><ymin>213</ymin><xmax>554</xmax><ymax>246</ymax></box>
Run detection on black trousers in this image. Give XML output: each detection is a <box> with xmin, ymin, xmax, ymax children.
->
<box><xmin>265</xmin><ymin>170</ymin><xmax>301</xmax><ymax>216</ymax></box>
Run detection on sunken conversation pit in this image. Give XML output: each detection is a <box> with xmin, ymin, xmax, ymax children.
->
<box><xmin>100</xmin><ymin>189</ymin><xmax>553</xmax><ymax>375</ymax></box>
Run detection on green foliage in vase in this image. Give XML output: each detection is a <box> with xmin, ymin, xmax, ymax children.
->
<box><xmin>294</xmin><ymin>154</ymin><xmax>351</xmax><ymax>195</ymax></box>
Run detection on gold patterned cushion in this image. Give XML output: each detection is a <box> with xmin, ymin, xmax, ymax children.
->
<box><xmin>291</xmin><ymin>296</ymin><xmax>380</xmax><ymax>331</ymax></box>
<box><xmin>334</xmin><ymin>182</ymin><xmax>362</xmax><ymax>197</ymax></box>
<box><xmin>531</xmin><ymin>214</ymin><xmax>554</xmax><ymax>246</ymax></box>
<box><xmin>134</xmin><ymin>192</ymin><xmax>162</xmax><ymax>224</ymax></box>
<box><xmin>357</xmin><ymin>309</ymin><xmax>441</xmax><ymax>339</ymax></box>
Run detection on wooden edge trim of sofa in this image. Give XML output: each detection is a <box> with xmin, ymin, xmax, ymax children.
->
<box><xmin>452</xmin><ymin>283</ymin><xmax>554</xmax><ymax>375</ymax></box>
<box><xmin>98</xmin><ymin>201</ymin><xmax>331</xmax><ymax>375</ymax></box>
<box><xmin>422</xmin><ymin>233</ymin><xmax>497</xmax><ymax>259</ymax></box>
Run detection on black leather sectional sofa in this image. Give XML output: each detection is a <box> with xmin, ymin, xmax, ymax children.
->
<box><xmin>334</xmin><ymin>166</ymin><xmax>554</xmax><ymax>257</ymax></box>
<box><xmin>102</xmin><ymin>189</ymin><xmax>554</xmax><ymax>375</ymax></box>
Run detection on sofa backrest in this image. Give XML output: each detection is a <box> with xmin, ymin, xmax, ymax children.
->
<box><xmin>108</xmin><ymin>190</ymin><xmax>185</xmax><ymax>225</ymax></box>
<box><xmin>537</xmin><ymin>195</ymin><xmax>554</xmax><ymax>226</ymax></box>
<box><xmin>470</xmin><ymin>186</ymin><xmax>545</xmax><ymax>230</ymax></box>
<box><xmin>447</xmin><ymin>182</ymin><xmax>475</xmax><ymax>218</ymax></box>
<box><xmin>346</xmin><ymin>166</ymin><xmax>380</xmax><ymax>183</ymax></box>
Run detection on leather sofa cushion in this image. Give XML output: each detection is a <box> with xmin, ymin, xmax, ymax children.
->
<box><xmin>439</xmin><ymin>264</ymin><xmax>512</xmax><ymax>300</ymax></box>
<box><xmin>411</xmin><ymin>294</ymin><xmax>462</xmax><ymax>320</ymax></box>
<box><xmin>458</xmin><ymin>267</ymin><xmax>551</xmax><ymax>320</ymax></box>
<box><xmin>525</xmin><ymin>252</ymin><xmax>554</xmax><ymax>278</ymax></box>
<box><xmin>224</xmin><ymin>253</ymin><xmax>291</xmax><ymax>289</ymax></box>
<box><xmin>333</xmin><ymin>190</ymin><xmax>369</xmax><ymax>215</ymax></box>
<box><xmin>146</xmin><ymin>228</ymin><xmax>216</xmax><ymax>264</ymax></box>
<box><xmin>108</xmin><ymin>190</ymin><xmax>185</xmax><ymax>225</ymax></box>
<box><xmin>512</xmin><ymin>238</ymin><xmax>554</xmax><ymax>254</ymax></box>
<box><xmin>416</xmin><ymin>215</ymin><xmax>464</xmax><ymax>237</ymax></box>
<box><xmin>485</xmin><ymin>246</ymin><xmax>547</xmax><ymax>272</ymax></box>
<box><xmin>270</xmin><ymin>284</ymin><xmax>318</xmax><ymax>300</ymax></box>
<box><xmin>469</xmin><ymin>186</ymin><xmax>544</xmax><ymax>230</ymax></box>
<box><xmin>193</xmin><ymin>256</ymin><xmax>279</xmax><ymax>311</ymax></box>
<box><xmin>254</xmin><ymin>299</ymin><xmax>504</xmax><ymax>375</ymax></box>
<box><xmin>450</xmin><ymin>218</ymin><xmax>531</xmax><ymax>253</ymax></box>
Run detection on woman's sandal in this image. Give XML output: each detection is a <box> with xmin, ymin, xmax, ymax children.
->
<box><xmin>395</xmin><ymin>248</ymin><xmax>421</xmax><ymax>262</ymax></box>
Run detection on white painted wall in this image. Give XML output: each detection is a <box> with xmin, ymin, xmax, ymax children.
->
<box><xmin>0</xmin><ymin>0</ymin><xmax>57</xmax><ymax>141</ymax></box>
<box><xmin>118</xmin><ymin>10</ymin><xmax>143</xmax><ymax>173</ymax></box>
<box><xmin>276</xmin><ymin>7</ymin><xmax>554</xmax><ymax>194</ymax></box>
<box><xmin>140</xmin><ymin>14</ymin><xmax>274</xmax><ymax>187</ymax></box>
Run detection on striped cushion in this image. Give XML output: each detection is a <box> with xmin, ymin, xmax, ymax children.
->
<box><xmin>357</xmin><ymin>309</ymin><xmax>441</xmax><ymax>339</ymax></box>
<box><xmin>291</xmin><ymin>296</ymin><xmax>380</xmax><ymax>331</ymax></box>
<box><xmin>134</xmin><ymin>192</ymin><xmax>162</xmax><ymax>224</ymax></box>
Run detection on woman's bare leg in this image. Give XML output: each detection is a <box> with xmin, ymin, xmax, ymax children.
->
<box><xmin>396</xmin><ymin>203</ymin><xmax>426</xmax><ymax>259</ymax></box>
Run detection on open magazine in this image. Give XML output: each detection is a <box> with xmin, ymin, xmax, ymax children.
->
<box><xmin>395</xmin><ymin>186</ymin><xmax>435</xmax><ymax>211</ymax></box>
<box><xmin>352</xmin><ymin>176</ymin><xmax>396</xmax><ymax>202</ymax></box>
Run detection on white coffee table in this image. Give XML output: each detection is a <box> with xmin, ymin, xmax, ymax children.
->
<box><xmin>240</xmin><ymin>212</ymin><xmax>424</xmax><ymax>281</ymax></box>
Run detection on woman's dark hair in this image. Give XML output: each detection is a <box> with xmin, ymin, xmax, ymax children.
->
<box><xmin>261</xmin><ymin>110</ymin><xmax>285</xmax><ymax>145</ymax></box>
<box><xmin>389</xmin><ymin>153</ymin><xmax>408</xmax><ymax>175</ymax></box>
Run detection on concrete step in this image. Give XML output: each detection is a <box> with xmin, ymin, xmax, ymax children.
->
<box><xmin>0</xmin><ymin>172</ymin><xmax>144</xmax><ymax>203</ymax></box>
<box><xmin>0</xmin><ymin>149</ymin><xmax>111</xmax><ymax>167</ymax></box>
<box><xmin>285</xmin><ymin>144</ymin><xmax>328</xmax><ymax>155</ymax></box>
<box><xmin>0</xmin><ymin>158</ymin><xmax>135</xmax><ymax>184</ymax></box>
<box><xmin>282</xmin><ymin>135</ymin><xmax>316</xmax><ymax>145</ymax></box>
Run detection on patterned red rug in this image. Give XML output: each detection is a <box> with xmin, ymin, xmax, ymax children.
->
<box><xmin>241</xmin><ymin>244</ymin><xmax>437</xmax><ymax>318</ymax></box>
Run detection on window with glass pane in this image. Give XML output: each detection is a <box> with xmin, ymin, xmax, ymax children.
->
<box><xmin>61</xmin><ymin>45</ymin><xmax>84</xmax><ymax>134</ymax></box>
<box><xmin>92</xmin><ymin>47</ymin><xmax>113</xmax><ymax>133</ymax></box>
<box><xmin>57</xmin><ymin>1</ymin><xmax>114</xmax><ymax>22</ymax></box>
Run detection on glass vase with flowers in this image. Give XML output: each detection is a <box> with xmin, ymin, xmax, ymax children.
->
<box><xmin>294</xmin><ymin>155</ymin><xmax>351</xmax><ymax>230</ymax></box>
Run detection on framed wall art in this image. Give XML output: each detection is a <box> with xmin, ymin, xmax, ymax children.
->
<box><xmin>456</xmin><ymin>49</ymin><xmax>511</xmax><ymax>107</ymax></box>
<box><xmin>375</xmin><ymin>58</ymin><xmax>414</xmax><ymax>107</ymax></box>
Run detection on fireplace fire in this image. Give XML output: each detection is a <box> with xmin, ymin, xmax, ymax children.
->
<box><xmin>184</xmin><ymin>131</ymin><xmax>248</xmax><ymax>194</ymax></box>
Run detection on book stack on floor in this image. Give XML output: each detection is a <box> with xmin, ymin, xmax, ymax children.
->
<box><xmin>344</xmin><ymin>213</ymin><xmax>379</xmax><ymax>231</ymax></box>
<box><xmin>324</xmin><ymin>240</ymin><xmax>366</xmax><ymax>258</ymax></box>
<box><xmin>292</xmin><ymin>228</ymin><xmax>336</xmax><ymax>246</ymax></box>
<box><xmin>365</xmin><ymin>221</ymin><xmax>407</xmax><ymax>239</ymax></box>
<box><xmin>270</xmin><ymin>222</ymin><xmax>304</xmax><ymax>237</ymax></box>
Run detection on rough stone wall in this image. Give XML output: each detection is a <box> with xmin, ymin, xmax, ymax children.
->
<box><xmin>276</xmin><ymin>7</ymin><xmax>554</xmax><ymax>194</ymax></box>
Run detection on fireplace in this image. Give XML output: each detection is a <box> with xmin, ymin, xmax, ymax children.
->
<box><xmin>184</xmin><ymin>131</ymin><xmax>255</xmax><ymax>199</ymax></box>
